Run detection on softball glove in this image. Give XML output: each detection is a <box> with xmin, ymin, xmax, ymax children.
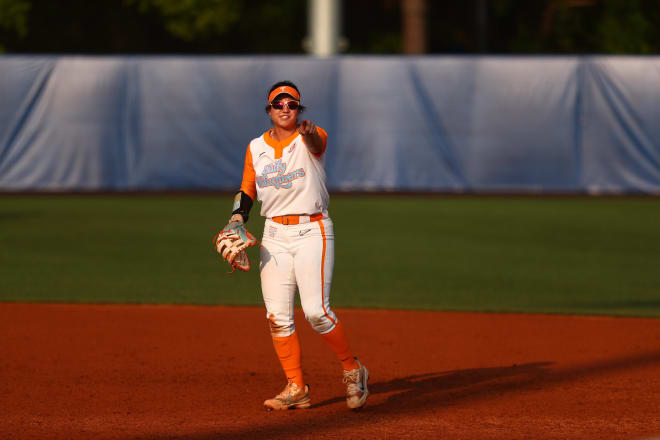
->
<box><xmin>213</xmin><ymin>221</ymin><xmax>257</xmax><ymax>272</ymax></box>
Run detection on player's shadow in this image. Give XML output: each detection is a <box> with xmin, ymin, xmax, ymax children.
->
<box><xmin>311</xmin><ymin>361</ymin><xmax>554</xmax><ymax>410</ymax></box>
<box><xmin>142</xmin><ymin>361</ymin><xmax>555</xmax><ymax>440</ymax></box>
<box><xmin>141</xmin><ymin>350</ymin><xmax>660</xmax><ymax>440</ymax></box>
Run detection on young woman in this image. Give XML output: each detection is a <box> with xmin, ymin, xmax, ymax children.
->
<box><xmin>228</xmin><ymin>80</ymin><xmax>369</xmax><ymax>410</ymax></box>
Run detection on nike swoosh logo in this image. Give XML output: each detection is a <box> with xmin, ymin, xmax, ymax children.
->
<box><xmin>299</xmin><ymin>229</ymin><xmax>312</xmax><ymax>236</ymax></box>
<box><xmin>259</xmin><ymin>152</ymin><xmax>266</xmax><ymax>157</ymax></box>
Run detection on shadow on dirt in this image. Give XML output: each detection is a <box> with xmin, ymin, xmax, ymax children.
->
<box><xmin>141</xmin><ymin>350</ymin><xmax>660</xmax><ymax>440</ymax></box>
<box><xmin>311</xmin><ymin>361</ymin><xmax>553</xmax><ymax>410</ymax></box>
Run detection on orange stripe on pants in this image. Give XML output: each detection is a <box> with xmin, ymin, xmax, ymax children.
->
<box><xmin>318</xmin><ymin>220</ymin><xmax>336</xmax><ymax>326</ymax></box>
<box><xmin>317</xmin><ymin>220</ymin><xmax>357</xmax><ymax>371</ymax></box>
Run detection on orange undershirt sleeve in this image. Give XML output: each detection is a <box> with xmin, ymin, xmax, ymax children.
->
<box><xmin>313</xmin><ymin>127</ymin><xmax>328</xmax><ymax>157</ymax></box>
<box><xmin>240</xmin><ymin>145</ymin><xmax>257</xmax><ymax>200</ymax></box>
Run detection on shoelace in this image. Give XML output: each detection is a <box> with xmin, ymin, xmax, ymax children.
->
<box><xmin>277</xmin><ymin>383</ymin><xmax>300</xmax><ymax>400</ymax></box>
<box><xmin>343</xmin><ymin>369</ymin><xmax>361</xmax><ymax>394</ymax></box>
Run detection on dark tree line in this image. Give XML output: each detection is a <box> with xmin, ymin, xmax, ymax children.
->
<box><xmin>1</xmin><ymin>0</ymin><xmax>659</xmax><ymax>54</ymax></box>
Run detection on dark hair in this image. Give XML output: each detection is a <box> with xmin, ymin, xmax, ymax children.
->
<box><xmin>264</xmin><ymin>80</ymin><xmax>306</xmax><ymax>113</ymax></box>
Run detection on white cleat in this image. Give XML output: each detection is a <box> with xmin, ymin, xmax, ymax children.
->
<box><xmin>264</xmin><ymin>382</ymin><xmax>311</xmax><ymax>411</ymax></box>
<box><xmin>343</xmin><ymin>358</ymin><xmax>369</xmax><ymax>409</ymax></box>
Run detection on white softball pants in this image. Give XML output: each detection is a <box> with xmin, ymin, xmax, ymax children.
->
<box><xmin>259</xmin><ymin>217</ymin><xmax>337</xmax><ymax>337</ymax></box>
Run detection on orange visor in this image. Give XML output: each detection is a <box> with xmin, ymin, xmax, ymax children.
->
<box><xmin>268</xmin><ymin>86</ymin><xmax>300</xmax><ymax>103</ymax></box>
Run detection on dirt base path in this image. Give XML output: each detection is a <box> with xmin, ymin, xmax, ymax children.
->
<box><xmin>1</xmin><ymin>303</ymin><xmax>659</xmax><ymax>440</ymax></box>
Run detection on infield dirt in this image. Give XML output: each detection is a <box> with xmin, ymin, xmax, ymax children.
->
<box><xmin>1</xmin><ymin>303</ymin><xmax>659</xmax><ymax>439</ymax></box>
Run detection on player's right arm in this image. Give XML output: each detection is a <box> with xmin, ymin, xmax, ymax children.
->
<box><xmin>299</xmin><ymin>120</ymin><xmax>328</xmax><ymax>157</ymax></box>
<box><xmin>230</xmin><ymin>145</ymin><xmax>256</xmax><ymax>224</ymax></box>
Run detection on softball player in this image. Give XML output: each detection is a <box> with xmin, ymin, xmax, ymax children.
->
<box><xmin>228</xmin><ymin>81</ymin><xmax>369</xmax><ymax>410</ymax></box>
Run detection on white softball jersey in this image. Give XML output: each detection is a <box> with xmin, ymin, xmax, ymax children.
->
<box><xmin>240</xmin><ymin>127</ymin><xmax>329</xmax><ymax>218</ymax></box>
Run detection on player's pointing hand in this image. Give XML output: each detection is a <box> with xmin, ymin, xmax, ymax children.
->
<box><xmin>298</xmin><ymin>120</ymin><xmax>323</xmax><ymax>154</ymax></box>
<box><xmin>299</xmin><ymin>120</ymin><xmax>316</xmax><ymax>136</ymax></box>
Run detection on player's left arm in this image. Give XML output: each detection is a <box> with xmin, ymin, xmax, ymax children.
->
<box><xmin>299</xmin><ymin>120</ymin><xmax>327</xmax><ymax>156</ymax></box>
<box><xmin>231</xmin><ymin>145</ymin><xmax>256</xmax><ymax>224</ymax></box>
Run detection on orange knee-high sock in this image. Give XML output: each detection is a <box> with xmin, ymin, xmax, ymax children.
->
<box><xmin>321</xmin><ymin>320</ymin><xmax>359</xmax><ymax>371</ymax></box>
<box><xmin>271</xmin><ymin>332</ymin><xmax>304</xmax><ymax>387</ymax></box>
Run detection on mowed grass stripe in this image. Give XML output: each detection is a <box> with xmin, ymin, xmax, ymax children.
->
<box><xmin>0</xmin><ymin>195</ymin><xmax>658</xmax><ymax>317</ymax></box>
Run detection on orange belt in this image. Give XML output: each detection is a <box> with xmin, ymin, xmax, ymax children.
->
<box><xmin>270</xmin><ymin>213</ymin><xmax>323</xmax><ymax>225</ymax></box>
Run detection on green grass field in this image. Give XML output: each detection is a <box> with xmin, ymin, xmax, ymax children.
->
<box><xmin>1</xmin><ymin>195</ymin><xmax>659</xmax><ymax>317</ymax></box>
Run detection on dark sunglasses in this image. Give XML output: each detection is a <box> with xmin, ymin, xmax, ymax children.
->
<box><xmin>270</xmin><ymin>100</ymin><xmax>300</xmax><ymax>110</ymax></box>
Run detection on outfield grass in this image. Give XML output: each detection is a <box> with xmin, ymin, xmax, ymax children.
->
<box><xmin>1</xmin><ymin>195</ymin><xmax>659</xmax><ymax>317</ymax></box>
